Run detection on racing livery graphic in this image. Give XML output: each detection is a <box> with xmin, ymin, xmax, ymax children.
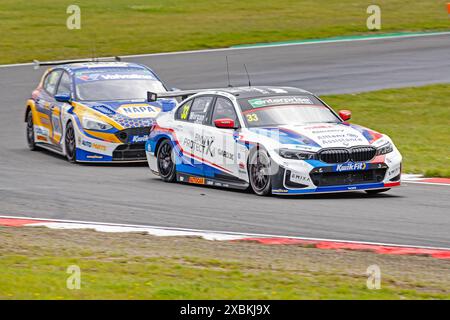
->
<box><xmin>145</xmin><ymin>86</ymin><xmax>402</xmax><ymax>196</ymax></box>
<box><xmin>25</xmin><ymin>61</ymin><xmax>176</xmax><ymax>162</ymax></box>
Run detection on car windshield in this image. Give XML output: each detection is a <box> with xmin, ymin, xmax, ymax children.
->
<box><xmin>238</xmin><ymin>95</ymin><xmax>340</xmax><ymax>127</ymax></box>
<box><xmin>74</xmin><ymin>67</ymin><xmax>166</xmax><ymax>101</ymax></box>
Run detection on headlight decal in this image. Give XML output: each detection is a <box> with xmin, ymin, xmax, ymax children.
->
<box><xmin>277</xmin><ymin>148</ymin><xmax>318</xmax><ymax>160</ymax></box>
<box><xmin>82</xmin><ymin>117</ymin><xmax>114</xmax><ymax>132</ymax></box>
<box><xmin>376</xmin><ymin>142</ymin><xmax>394</xmax><ymax>156</ymax></box>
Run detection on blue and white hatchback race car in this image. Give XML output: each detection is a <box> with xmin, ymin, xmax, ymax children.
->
<box><xmin>145</xmin><ymin>86</ymin><xmax>402</xmax><ymax>196</ymax></box>
<box><xmin>25</xmin><ymin>60</ymin><xmax>175</xmax><ymax>163</ymax></box>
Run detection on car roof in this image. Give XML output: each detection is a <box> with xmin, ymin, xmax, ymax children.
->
<box><xmin>52</xmin><ymin>62</ymin><xmax>151</xmax><ymax>74</ymax></box>
<box><xmin>205</xmin><ymin>86</ymin><xmax>313</xmax><ymax>98</ymax></box>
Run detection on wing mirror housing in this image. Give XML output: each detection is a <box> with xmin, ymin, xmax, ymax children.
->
<box><xmin>161</xmin><ymin>100</ymin><xmax>176</xmax><ymax>112</ymax></box>
<box><xmin>338</xmin><ymin>110</ymin><xmax>352</xmax><ymax>121</ymax></box>
<box><xmin>54</xmin><ymin>94</ymin><xmax>71</xmax><ymax>103</ymax></box>
<box><xmin>214</xmin><ymin>118</ymin><xmax>237</xmax><ymax>129</ymax></box>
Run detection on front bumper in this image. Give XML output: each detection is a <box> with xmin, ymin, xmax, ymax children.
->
<box><xmin>75</xmin><ymin>126</ymin><xmax>149</xmax><ymax>163</ymax></box>
<box><xmin>270</xmin><ymin>152</ymin><xmax>402</xmax><ymax>195</ymax></box>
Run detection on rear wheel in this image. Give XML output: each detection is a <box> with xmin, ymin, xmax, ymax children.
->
<box><xmin>248</xmin><ymin>148</ymin><xmax>272</xmax><ymax>196</ymax></box>
<box><xmin>365</xmin><ymin>188</ymin><xmax>390</xmax><ymax>195</ymax></box>
<box><xmin>26</xmin><ymin>110</ymin><xmax>37</xmax><ymax>151</ymax></box>
<box><xmin>65</xmin><ymin>121</ymin><xmax>77</xmax><ymax>163</ymax></box>
<box><xmin>157</xmin><ymin>140</ymin><xmax>176</xmax><ymax>182</ymax></box>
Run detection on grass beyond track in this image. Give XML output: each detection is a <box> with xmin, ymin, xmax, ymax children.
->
<box><xmin>323</xmin><ymin>84</ymin><xmax>450</xmax><ymax>177</ymax></box>
<box><xmin>0</xmin><ymin>0</ymin><xmax>449</xmax><ymax>64</ymax></box>
<box><xmin>0</xmin><ymin>226</ymin><xmax>449</xmax><ymax>299</ymax></box>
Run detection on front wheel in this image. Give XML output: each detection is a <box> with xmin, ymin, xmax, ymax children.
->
<box><xmin>65</xmin><ymin>121</ymin><xmax>77</xmax><ymax>163</ymax></box>
<box><xmin>248</xmin><ymin>148</ymin><xmax>272</xmax><ymax>196</ymax></box>
<box><xmin>157</xmin><ymin>140</ymin><xmax>176</xmax><ymax>182</ymax></box>
<box><xmin>365</xmin><ymin>188</ymin><xmax>390</xmax><ymax>195</ymax></box>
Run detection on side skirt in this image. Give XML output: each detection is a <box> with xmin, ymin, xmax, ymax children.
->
<box><xmin>176</xmin><ymin>172</ymin><xmax>249</xmax><ymax>190</ymax></box>
<box><xmin>35</xmin><ymin>142</ymin><xmax>64</xmax><ymax>155</ymax></box>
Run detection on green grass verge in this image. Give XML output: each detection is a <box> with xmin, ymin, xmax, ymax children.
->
<box><xmin>1</xmin><ymin>227</ymin><xmax>449</xmax><ymax>299</ymax></box>
<box><xmin>0</xmin><ymin>0</ymin><xmax>449</xmax><ymax>64</ymax></box>
<box><xmin>1</xmin><ymin>255</ymin><xmax>447</xmax><ymax>300</ymax></box>
<box><xmin>322</xmin><ymin>84</ymin><xmax>450</xmax><ymax>177</ymax></box>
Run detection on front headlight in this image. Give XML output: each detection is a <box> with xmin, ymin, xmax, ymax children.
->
<box><xmin>277</xmin><ymin>148</ymin><xmax>317</xmax><ymax>160</ymax></box>
<box><xmin>82</xmin><ymin>117</ymin><xmax>113</xmax><ymax>131</ymax></box>
<box><xmin>376</xmin><ymin>142</ymin><xmax>394</xmax><ymax>156</ymax></box>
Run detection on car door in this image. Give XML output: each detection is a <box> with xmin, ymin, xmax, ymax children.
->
<box><xmin>35</xmin><ymin>69</ymin><xmax>63</xmax><ymax>147</ymax></box>
<box><xmin>173</xmin><ymin>95</ymin><xmax>215</xmax><ymax>178</ymax></box>
<box><xmin>52</xmin><ymin>71</ymin><xmax>72</xmax><ymax>145</ymax></box>
<box><xmin>202</xmin><ymin>96</ymin><xmax>247</xmax><ymax>183</ymax></box>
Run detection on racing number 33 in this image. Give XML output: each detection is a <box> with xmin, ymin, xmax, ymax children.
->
<box><xmin>246</xmin><ymin>113</ymin><xmax>258</xmax><ymax>122</ymax></box>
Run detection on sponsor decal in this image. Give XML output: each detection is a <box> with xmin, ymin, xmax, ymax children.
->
<box><xmin>188</xmin><ymin>176</ymin><xmax>205</xmax><ymax>185</ymax></box>
<box><xmin>117</xmin><ymin>104</ymin><xmax>160</xmax><ymax>119</ymax></box>
<box><xmin>76</xmin><ymin>72</ymin><xmax>155</xmax><ymax>82</ymax></box>
<box><xmin>183</xmin><ymin>134</ymin><xmax>215</xmax><ymax>157</ymax></box>
<box><xmin>99</xmin><ymin>74</ymin><xmax>154</xmax><ymax>80</ymax></box>
<box><xmin>86</xmin><ymin>155</ymin><xmax>103</xmax><ymax>159</ymax></box>
<box><xmin>217</xmin><ymin>148</ymin><xmax>234</xmax><ymax>161</ymax></box>
<box><xmin>36</xmin><ymin>135</ymin><xmax>47</xmax><ymax>141</ymax></box>
<box><xmin>35</xmin><ymin>127</ymin><xmax>49</xmax><ymax>136</ymax></box>
<box><xmin>289</xmin><ymin>171</ymin><xmax>311</xmax><ymax>184</ymax></box>
<box><xmin>248</xmin><ymin>96</ymin><xmax>313</xmax><ymax>108</ymax></box>
<box><xmin>272</xmin><ymin>188</ymin><xmax>289</xmax><ymax>193</ymax></box>
<box><xmin>80</xmin><ymin>140</ymin><xmax>107</xmax><ymax>152</ymax></box>
<box><xmin>40</xmin><ymin>117</ymin><xmax>51</xmax><ymax>125</ymax></box>
<box><xmin>130</xmin><ymin>135</ymin><xmax>149</xmax><ymax>143</ymax></box>
<box><xmin>335</xmin><ymin>162</ymin><xmax>367</xmax><ymax>172</ymax></box>
<box><xmin>388</xmin><ymin>166</ymin><xmax>401</xmax><ymax>177</ymax></box>
<box><xmin>51</xmin><ymin>115</ymin><xmax>62</xmax><ymax>134</ymax></box>
<box><xmin>92</xmin><ymin>105</ymin><xmax>116</xmax><ymax>116</ymax></box>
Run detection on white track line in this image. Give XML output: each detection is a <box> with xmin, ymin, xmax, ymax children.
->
<box><xmin>1</xmin><ymin>31</ymin><xmax>450</xmax><ymax>69</ymax></box>
<box><xmin>402</xmin><ymin>181</ymin><xmax>450</xmax><ymax>186</ymax></box>
<box><xmin>0</xmin><ymin>215</ymin><xmax>448</xmax><ymax>251</ymax></box>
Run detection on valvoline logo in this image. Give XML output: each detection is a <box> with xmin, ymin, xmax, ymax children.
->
<box><xmin>335</xmin><ymin>162</ymin><xmax>367</xmax><ymax>172</ymax></box>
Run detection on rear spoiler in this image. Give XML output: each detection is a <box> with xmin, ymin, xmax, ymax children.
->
<box><xmin>33</xmin><ymin>56</ymin><xmax>122</xmax><ymax>70</ymax></box>
<box><xmin>147</xmin><ymin>88</ymin><xmax>223</xmax><ymax>102</ymax></box>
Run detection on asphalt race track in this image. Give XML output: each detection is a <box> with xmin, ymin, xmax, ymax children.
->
<box><xmin>0</xmin><ymin>34</ymin><xmax>449</xmax><ymax>248</ymax></box>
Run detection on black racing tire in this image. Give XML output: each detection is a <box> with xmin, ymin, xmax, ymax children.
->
<box><xmin>248</xmin><ymin>148</ymin><xmax>272</xmax><ymax>196</ymax></box>
<box><xmin>365</xmin><ymin>188</ymin><xmax>390</xmax><ymax>195</ymax></box>
<box><xmin>65</xmin><ymin>121</ymin><xmax>77</xmax><ymax>163</ymax></box>
<box><xmin>157</xmin><ymin>139</ymin><xmax>176</xmax><ymax>182</ymax></box>
<box><xmin>26</xmin><ymin>110</ymin><xmax>37</xmax><ymax>151</ymax></box>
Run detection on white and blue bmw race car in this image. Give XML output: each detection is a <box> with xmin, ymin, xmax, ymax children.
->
<box><xmin>145</xmin><ymin>86</ymin><xmax>402</xmax><ymax>196</ymax></box>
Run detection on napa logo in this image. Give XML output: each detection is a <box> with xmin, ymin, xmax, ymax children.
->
<box><xmin>117</xmin><ymin>104</ymin><xmax>161</xmax><ymax>119</ymax></box>
<box><xmin>335</xmin><ymin>162</ymin><xmax>367</xmax><ymax>172</ymax></box>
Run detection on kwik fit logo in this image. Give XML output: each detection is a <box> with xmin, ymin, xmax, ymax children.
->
<box><xmin>336</xmin><ymin>162</ymin><xmax>367</xmax><ymax>172</ymax></box>
<box><xmin>131</xmin><ymin>135</ymin><xmax>149</xmax><ymax>143</ymax></box>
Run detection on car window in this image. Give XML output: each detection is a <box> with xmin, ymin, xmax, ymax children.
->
<box><xmin>211</xmin><ymin>97</ymin><xmax>238</xmax><ymax>124</ymax></box>
<box><xmin>187</xmin><ymin>96</ymin><xmax>214</xmax><ymax>124</ymax></box>
<box><xmin>175</xmin><ymin>99</ymin><xmax>193</xmax><ymax>121</ymax></box>
<box><xmin>56</xmin><ymin>72</ymin><xmax>71</xmax><ymax>96</ymax></box>
<box><xmin>43</xmin><ymin>70</ymin><xmax>63</xmax><ymax>96</ymax></box>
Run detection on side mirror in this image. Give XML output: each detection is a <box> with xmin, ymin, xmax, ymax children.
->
<box><xmin>338</xmin><ymin>110</ymin><xmax>352</xmax><ymax>121</ymax></box>
<box><xmin>54</xmin><ymin>94</ymin><xmax>71</xmax><ymax>103</ymax></box>
<box><xmin>214</xmin><ymin>118</ymin><xmax>237</xmax><ymax>129</ymax></box>
<box><xmin>161</xmin><ymin>100</ymin><xmax>176</xmax><ymax>112</ymax></box>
